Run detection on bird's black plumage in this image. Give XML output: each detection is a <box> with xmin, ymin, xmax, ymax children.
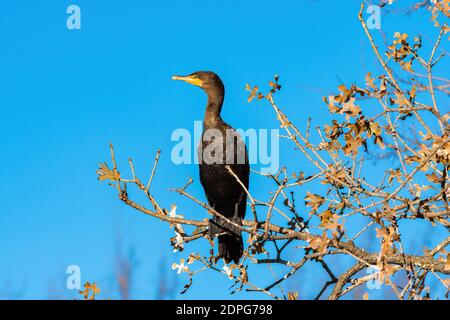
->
<box><xmin>172</xmin><ymin>71</ymin><xmax>249</xmax><ymax>263</ymax></box>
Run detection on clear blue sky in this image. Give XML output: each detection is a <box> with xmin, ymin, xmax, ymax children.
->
<box><xmin>0</xmin><ymin>0</ymin><xmax>446</xmax><ymax>299</ymax></box>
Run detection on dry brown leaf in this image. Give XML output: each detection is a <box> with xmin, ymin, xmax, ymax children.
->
<box><xmin>97</xmin><ymin>162</ymin><xmax>120</xmax><ymax>182</ymax></box>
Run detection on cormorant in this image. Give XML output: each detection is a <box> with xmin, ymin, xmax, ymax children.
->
<box><xmin>172</xmin><ymin>71</ymin><xmax>249</xmax><ymax>263</ymax></box>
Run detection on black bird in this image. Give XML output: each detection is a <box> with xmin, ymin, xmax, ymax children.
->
<box><xmin>172</xmin><ymin>71</ymin><xmax>249</xmax><ymax>263</ymax></box>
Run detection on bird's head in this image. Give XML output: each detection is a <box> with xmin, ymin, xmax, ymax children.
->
<box><xmin>172</xmin><ymin>71</ymin><xmax>224</xmax><ymax>96</ymax></box>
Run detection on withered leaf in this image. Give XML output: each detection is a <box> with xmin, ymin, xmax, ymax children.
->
<box><xmin>305</xmin><ymin>192</ymin><xmax>326</xmax><ymax>212</ymax></box>
<box><xmin>97</xmin><ymin>162</ymin><xmax>120</xmax><ymax>182</ymax></box>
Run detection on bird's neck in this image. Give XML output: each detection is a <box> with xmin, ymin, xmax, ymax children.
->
<box><xmin>204</xmin><ymin>92</ymin><xmax>224</xmax><ymax>128</ymax></box>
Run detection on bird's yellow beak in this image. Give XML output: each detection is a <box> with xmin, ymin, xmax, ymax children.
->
<box><xmin>172</xmin><ymin>75</ymin><xmax>203</xmax><ymax>87</ymax></box>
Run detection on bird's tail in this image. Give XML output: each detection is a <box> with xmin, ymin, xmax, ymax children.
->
<box><xmin>209</xmin><ymin>216</ymin><xmax>243</xmax><ymax>264</ymax></box>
